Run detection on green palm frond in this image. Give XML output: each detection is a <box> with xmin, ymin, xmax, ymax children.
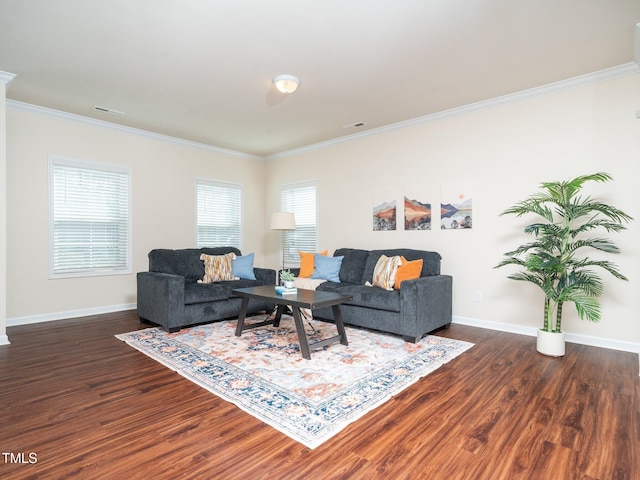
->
<box><xmin>557</xmin><ymin>270</ymin><xmax>604</xmax><ymax>299</ymax></box>
<box><xmin>571</xmin><ymin>259</ymin><xmax>628</xmax><ymax>281</ymax></box>
<box><xmin>567</xmin><ymin>238</ymin><xmax>620</xmax><ymax>255</ymax></box>
<box><xmin>502</xmin><ymin>241</ymin><xmax>551</xmax><ymax>258</ymax></box>
<box><xmin>570</xmin><ymin>295</ymin><xmax>601</xmax><ymax>323</ymax></box>
<box><xmin>507</xmin><ymin>272</ymin><xmax>547</xmax><ymax>287</ymax></box>
<box><xmin>524</xmin><ymin>223</ymin><xmax>564</xmax><ymax>238</ymax></box>
<box><xmin>501</xmin><ymin>204</ymin><xmax>553</xmax><ymax>222</ymax></box>
<box><xmin>570</xmin><ymin>219</ymin><xmax>628</xmax><ymax>236</ymax></box>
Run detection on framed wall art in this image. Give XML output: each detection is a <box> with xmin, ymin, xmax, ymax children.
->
<box><xmin>372</xmin><ymin>190</ymin><xmax>397</xmax><ymax>231</ymax></box>
<box><xmin>403</xmin><ymin>186</ymin><xmax>433</xmax><ymax>230</ymax></box>
<box><xmin>440</xmin><ymin>183</ymin><xmax>473</xmax><ymax>229</ymax></box>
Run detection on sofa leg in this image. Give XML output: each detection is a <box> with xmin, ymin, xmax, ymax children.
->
<box><xmin>167</xmin><ymin>326</ymin><xmax>181</xmax><ymax>333</ymax></box>
<box><xmin>402</xmin><ymin>335</ymin><xmax>419</xmax><ymax>343</ymax></box>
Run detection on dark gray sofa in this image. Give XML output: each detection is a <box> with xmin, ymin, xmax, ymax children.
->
<box><xmin>137</xmin><ymin>247</ymin><xmax>276</xmax><ymax>332</ymax></box>
<box><xmin>309</xmin><ymin>248</ymin><xmax>452</xmax><ymax>342</ymax></box>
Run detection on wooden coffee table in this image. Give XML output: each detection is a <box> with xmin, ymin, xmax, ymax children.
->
<box><xmin>232</xmin><ymin>285</ymin><xmax>351</xmax><ymax>360</ymax></box>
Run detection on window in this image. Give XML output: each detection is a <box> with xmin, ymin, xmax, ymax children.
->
<box><xmin>49</xmin><ymin>156</ymin><xmax>131</xmax><ymax>278</ymax></box>
<box><xmin>281</xmin><ymin>181</ymin><xmax>317</xmax><ymax>267</ymax></box>
<box><xmin>196</xmin><ymin>179</ymin><xmax>242</xmax><ymax>249</ymax></box>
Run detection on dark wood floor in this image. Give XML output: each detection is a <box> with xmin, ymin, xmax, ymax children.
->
<box><xmin>1</xmin><ymin>310</ymin><xmax>638</xmax><ymax>480</ymax></box>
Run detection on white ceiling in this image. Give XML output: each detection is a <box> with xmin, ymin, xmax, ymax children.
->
<box><xmin>1</xmin><ymin>0</ymin><xmax>639</xmax><ymax>157</ymax></box>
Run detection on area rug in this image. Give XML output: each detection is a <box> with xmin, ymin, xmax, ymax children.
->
<box><xmin>116</xmin><ymin>315</ymin><xmax>473</xmax><ymax>449</ymax></box>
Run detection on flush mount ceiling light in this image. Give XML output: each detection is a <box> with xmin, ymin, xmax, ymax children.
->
<box><xmin>273</xmin><ymin>74</ymin><xmax>300</xmax><ymax>94</ymax></box>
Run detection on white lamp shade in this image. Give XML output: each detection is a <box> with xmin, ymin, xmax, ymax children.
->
<box><xmin>273</xmin><ymin>74</ymin><xmax>300</xmax><ymax>94</ymax></box>
<box><xmin>271</xmin><ymin>211</ymin><xmax>296</xmax><ymax>230</ymax></box>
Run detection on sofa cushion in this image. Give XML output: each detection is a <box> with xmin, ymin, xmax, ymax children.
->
<box><xmin>201</xmin><ymin>252</ymin><xmax>236</xmax><ymax>283</ymax></box>
<box><xmin>232</xmin><ymin>253</ymin><xmax>256</xmax><ymax>280</ymax></box>
<box><xmin>148</xmin><ymin>248</ymin><xmax>204</xmax><ymax>283</ymax></box>
<box><xmin>315</xmin><ymin>281</ymin><xmax>343</xmax><ymax>294</ymax></box>
<box><xmin>148</xmin><ymin>247</ymin><xmax>242</xmax><ymax>284</ymax></box>
<box><xmin>394</xmin><ymin>257</ymin><xmax>423</xmax><ymax>289</ymax></box>
<box><xmin>372</xmin><ymin>255</ymin><xmax>402</xmax><ymax>291</ymax></box>
<box><xmin>335</xmin><ymin>284</ymin><xmax>401</xmax><ymax>313</ymax></box>
<box><xmin>201</xmin><ymin>247</ymin><xmax>242</xmax><ymax>257</ymax></box>
<box><xmin>185</xmin><ymin>279</ymin><xmax>261</xmax><ymax>305</ymax></box>
<box><xmin>299</xmin><ymin>250</ymin><xmax>328</xmax><ymax>277</ymax></box>
<box><xmin>184</xmin><ymin>282</ymin><xmax>230</xmax><ymax>305</ymax></box>
<box><xmin>227</xmin><ymin>279</ymin><xmax>269</xmax><ymax>294</ymax></box>
<box><xmin>363</xmin><ymin>249</ymin><xmax>441</xmax><ymax>283</ymax></box>
<box><xmin>311</xmin><ymin>254</ymin><xmax>343</xmax><ymax>282</ymax></box>
<box><xmin>333</xmin><ymin>248</ymin><xmax>370</xmax><ymax>284</ymax></box>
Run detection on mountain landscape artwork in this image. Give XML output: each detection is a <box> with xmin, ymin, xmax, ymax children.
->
<box><xmin>404</xmin><ymin>196</ymin><xmax>431</xmax><ymax>230</ymax></box>
<box><xmin>440</xmin><ymin>184</ymin><xmax>473</xmax><ymax>229</ymax></box>
<box><xmin>373</xmin><ymin>198</ymin><xmax>397</xmax><ymax>231</ymax></box>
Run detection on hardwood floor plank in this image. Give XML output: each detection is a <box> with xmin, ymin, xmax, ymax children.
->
<box><xmin>1</xmin><ymin>311</ymin><xmax>638</xmax><ymax>479</ymax></box>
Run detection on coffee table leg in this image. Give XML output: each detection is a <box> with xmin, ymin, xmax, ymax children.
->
<box><xmin>234</xmin><ymin>298</ymin><xmax>250</xmax><ymax>336</ymax></box>
<box><xmin>291</xmin><ymin>307</ymin><xmax>311</xmax><ymax>360</ymax></box>
<box><xmin>273</xmin><ymin>304</ymin><xmax>286</xmax><ymax>328</ymax></box>
<box><xmin>332</xmin><ymin>305</ymin><xmax>349</xmax><ymax>346</ymax></box>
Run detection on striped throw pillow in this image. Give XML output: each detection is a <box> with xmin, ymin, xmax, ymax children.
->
<box><xmin>372</xmin><ymin>255</ymin><xmax>402</xmax><ymax>291</ymax></box>
<box><xmin>200</xmin><ymin>252</ymin><xmax>236</xmax><ymax>283</ymax></box>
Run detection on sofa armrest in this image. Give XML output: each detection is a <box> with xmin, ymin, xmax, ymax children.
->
<box><xmin>137</xmin><ymin>272</ymin><xmax>185</xmax><ymax>331</ymax></box>
<box><xmin>399</xmin><ymin>274</ymin><xmax>453</xmax><ymax>340</ymax></box>
<box><xmin>253</xmin><ymin>267</ymin><xmax>277</xmax><ymax>285</ymax></box>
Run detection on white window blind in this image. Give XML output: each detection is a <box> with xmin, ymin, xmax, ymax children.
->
<box><xmin>281</xmin><ymin>181</ymin><xmax>317</xmax><ymax>267</ymax></box>
<box><xmin>196</xmin><ymin>179</ymin><xmax>242</xmax><ymax>248</ymax></box>
<box><xmin>50</xmin><ymin>156</ymin><xmax>131</xmax><ymax>277</ymax></box>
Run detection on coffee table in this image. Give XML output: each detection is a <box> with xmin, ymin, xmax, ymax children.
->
<box><xmin>232</xmin><ymin>285</ymin><xmax>351</xmax><ymax>360</ymax></box>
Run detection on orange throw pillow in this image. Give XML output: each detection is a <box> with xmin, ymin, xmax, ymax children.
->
<box><xmin>299</xmin><ymin>250</ymin><xmax>328</xmax><ymax>277</ymax></box>
<box><xmin>394</xmin><ymin>256</ymin><xmax>423</xmax><ymax>289</ymax></box>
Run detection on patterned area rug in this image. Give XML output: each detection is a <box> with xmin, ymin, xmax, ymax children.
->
<box><xmin>116</xmin><ymin>315</ymin><xmax>473</xmax><ymax>449</ymax></box>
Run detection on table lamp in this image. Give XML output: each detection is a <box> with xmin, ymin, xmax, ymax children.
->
<box><xmin>271</xmin><ymin>211</ymin><xmax>296</xmax><ymax>282</ymax></box>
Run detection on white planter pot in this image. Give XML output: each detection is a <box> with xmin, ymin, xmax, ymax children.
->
<box><xmin>283</xmin><ymin>280</ymin><xmax>294</xmax><ymax>288</ymax></box>
<box><xmin>536</xmin><ymin>329</ymin><xmax>565</xmax><ymax>357</ymax></box>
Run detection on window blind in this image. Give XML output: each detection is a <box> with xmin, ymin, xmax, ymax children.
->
<box><xmin>281</xmin><ymin>181</ymin><xmax>317</xmax><ymax>267</ymax></box>
<box><xmin>50</xmin><ymin>157</ymin><xmax>131</xmax><ymax>277</ymax></box>
<box><xmin>196</xmin><ymin>179</ymin><xmax>242</xmax><ymax>249</ymax></box>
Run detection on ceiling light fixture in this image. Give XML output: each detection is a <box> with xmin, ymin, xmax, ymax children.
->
<box><xmin>273</xmin><ymin>74</ymin><xmax>300</xmax><ymax>94</ymax></box>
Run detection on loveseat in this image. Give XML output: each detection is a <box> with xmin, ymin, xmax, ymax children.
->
<box><xmin>137</xmin><ymin>247</ymin><xmax>276</xmax><ymax>332</ymax></box>
<box><xmin>296</xmin><ymin>248</ymin><xmax>452</xmax><ymax>343</ymax></box>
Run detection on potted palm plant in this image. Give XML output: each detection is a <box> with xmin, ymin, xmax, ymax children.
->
<box><xmin>496</xmin><ymin>172</ymin><xmax>632</xmax><ymax>356</ymax></box>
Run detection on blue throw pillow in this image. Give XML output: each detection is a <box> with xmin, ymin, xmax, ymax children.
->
<box><xmin>232</xmin><ymin>253</ymin><xmax>256</xmax><ymax>280</ymax></box>
<box><xmin>311</xmin><ymin>254</ymin><xmax>343</xmax><ymax>282</ymax></box>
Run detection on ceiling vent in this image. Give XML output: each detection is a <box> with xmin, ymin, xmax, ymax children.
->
<box><xmin>343</xmin><ymin>122</ymin><xmax>366</xmax><ymax>129</ymax></box>
<box><xmin>93</xmin><ymin>105</ymin><xmax>126</xmax><ymax>116</ymax></box>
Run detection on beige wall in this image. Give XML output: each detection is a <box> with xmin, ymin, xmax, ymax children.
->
<box><xmin>5</xmin><ymin>73</ymin><xmax>640</xmax><ymax>348</ymax></box>
<box><xmin>6</xmin><ymin>107</ymin><xmax>265</xmax><ymax>321</ymax></box>
<box><xmin>0</xmin><ymin>81</ymin><xmax>7</xmax><ymax>343</ymax></box>
<box><xmin>265</xmin><ymin>74</ymin><xmax>640</xmax><ymax>345</ymax></box>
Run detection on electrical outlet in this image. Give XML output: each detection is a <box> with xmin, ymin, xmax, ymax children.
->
<box><xmin>473</xmin><ymin>291</ymin><xmax>482</xmax><ymax>302</ymax></box>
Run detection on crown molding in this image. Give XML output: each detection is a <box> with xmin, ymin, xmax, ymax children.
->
<box><xmin>265</xmin><ymin>62</ymin><xmax>640</xmax><ymax>161</ymax></box>
<box><xmin>7</xmin><ymin>61</ymin><xmax>639</xmax><ymax>162</ymax></box>
<box><xmin>6</xmin><ymin>100</ymin><xmax>263</xmax><ymax>161</ymax></box>
<box><xmin>0</xmin><ymin>70</ymin><xmax>16</xmax><ymax>85</ymax></box>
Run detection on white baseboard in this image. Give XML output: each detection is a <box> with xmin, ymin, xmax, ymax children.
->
<box><xmin>5</xmin><ymin>309</ymin><xmax>639</xmax><ymax>364</ymax></box>
<box><xmin>453</xmin><ymin>315</ymin><xmax>640</xmax><ymax>355</ymax></box>
<box><xmin>453</xmin><ymin>315</ymin><xmax>537</xmax><ymax>338</ymax></box>
<box><xmin>7</xmin><ymin>303</ymin><xmax>137</xmax><ymax>327</ymax></box>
